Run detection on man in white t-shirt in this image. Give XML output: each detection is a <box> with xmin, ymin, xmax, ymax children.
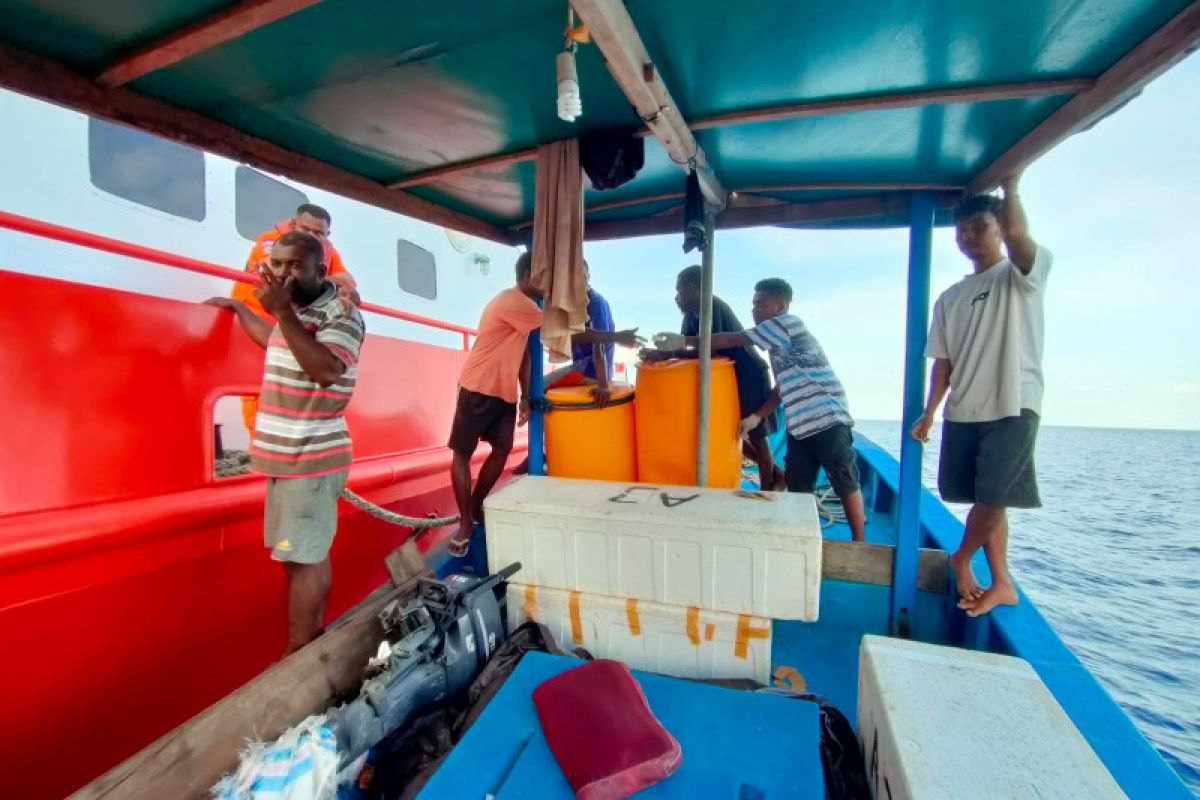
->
<box><xmin>911</xmin><ymin>173</ymin><xmax>1051</xmax><ymax>617</ymax></box>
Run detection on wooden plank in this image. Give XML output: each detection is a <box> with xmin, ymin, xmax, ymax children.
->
<box><xmin>514</xmin><ymin>182</ymin><xmax>956</xmax><ymax>230</ymax></box>
<box><xmin>570</xmin><ymin>0</ymin><xmax>727</xmax><ymax>210</ymax></box>
<box><xmin>736</xmin><ymin>182</ymin><xmax>963</xmax><ymax>195</ymax></box>
<box><xmin>584</xmin><ymin>193</ymin><xmax>958</xmax><ymax>240</ymax></box>
<box><xmin>383</xmin><ymin>78</ymin><xmax>1090</xmax><ymax>190</ymax></box>
<box><xmin>719</xmin><ymin>193</ymin><xmax>910</xmax><ymax>229</ymax></box>
<box><xmin>969</xmin><ymin>1</ymin><xmax>1200</xmax><ymax>192</ymax></box>
<box><xmin>74</xmin><ymin>579</ymin><xmax>415</xmax><ymax>800</ymax></box>
<box><xmin>384</xmin><ymin>539</ymin><xmax>431</xmax><ymax>586</ymax></box>
<box><xmin>96</xmin><ymin>0</ymin><xmax>323</xmax><ymax>87</ymax></box>
<box><xmin>387</xmin><ymin>146</ymin><xmax>539</xmax><ymax>190</ymax></box>
<box><xmin>0</xmin><ymin>41</ymin><xmax>515</xmax><ymax>245</ymax></box>
<box><xmin>823</xmin><ymin>539</ymin><xmax>950</xmax><ymax>595</ymax></box>
<box><xmin>687</xmin><ymin>79</ymin><xmax>1094</xmax><ymax>132</ymax></box>
<box><xmin>511</xmin><ymin>191</ymin><xmax>686</xmax><ymax>230</ymax></box>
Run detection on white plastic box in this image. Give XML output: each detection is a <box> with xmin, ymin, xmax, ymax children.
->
<box><xmin>485</xmin><ymin>476</ymin><xmax>822</xmax><ymax>620</ymax></box>
<box><xmin>857</xmin><ymin>636</ymin><xmax>1124</xmax><ymax>800</ymax></box>
<box><xmin>508</xmin><ymin>582</ymin><xmax>772</xmax><ymax>683</ymax></box>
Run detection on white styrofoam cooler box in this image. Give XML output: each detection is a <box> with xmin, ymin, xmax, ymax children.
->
<box><xmin>485</xmin><ymin>476</ymin><xmax>822</xmax><ymax>620</ymax></box>
<box><xmin>857</xmin><ymin>636</ymin><xmax>1124</xmax><ymax>800</ymax></box>
<box><xmin>508</xmin><ymin>582</ymin><xmax>773</xmax><ymax>683</ymax></box>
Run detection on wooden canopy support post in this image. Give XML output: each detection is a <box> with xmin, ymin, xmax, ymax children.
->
<box><xmin>0</xmin><ymin>41</ymin><xmax>514</xmax><ymax>245</ymax></box>
<box><xmin>969</xmin><ymin>1</ymin><xmax>1200</xmax><ymax>191</ymax></box>
<box><xmin>569</xmin><ymin>0</ymin><xmax>727</xmax><ymax>210</ymax></box>
<box><xmin>695</xmin><ymin>213</ymin><xmax>716</xmax><ymax>486</ymax></box>
<box><xmin>96</xmin><ymin>0</ymin><xmax>324</xmax><ymax>87</ymax></box>
<box><xmin>892</xmin><ymin>192</ymin><xmax>935</xmax><ymax>638</ymax></box>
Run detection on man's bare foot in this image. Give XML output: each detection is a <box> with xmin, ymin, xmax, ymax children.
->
<box><xmin>960</xmin><ymin>582</ymin><xmax>1018</xmax><ymax>617</ymax></box>
<box><xmin>511</xmin><ymin>457</ymin><xmax>529</xmax><ymax>476</ymax></box>
<box><xmin>950</xmin><ymin>550</ymin><xmax>986</xmax><ymax>602</ymax></box>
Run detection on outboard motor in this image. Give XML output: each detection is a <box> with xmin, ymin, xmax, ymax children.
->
<box><xmin>326</xmin><ymin>562</ymin><xmax>521</xmax><ymax>766</ymax></box>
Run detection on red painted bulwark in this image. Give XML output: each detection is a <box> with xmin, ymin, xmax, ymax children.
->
<box><xmin>0</xmin><ymin>269</ymin><xmax>504</xmax><ymax>798</ymax></box>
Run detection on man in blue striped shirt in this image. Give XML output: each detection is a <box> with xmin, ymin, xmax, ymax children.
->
<box><xmin>670</xmin><ymin>278</ymin><xmax>865</xmax><ymax>540</ymax></box>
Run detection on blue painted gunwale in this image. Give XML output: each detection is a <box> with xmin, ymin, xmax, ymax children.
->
<box><xmin>855</xmin><ymin>434</ymin><xmax>1192</xmax><ymax>798</ymax></box>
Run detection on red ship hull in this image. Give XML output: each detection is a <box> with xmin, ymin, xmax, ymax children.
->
<box><xmin>0</xmin><ymin>268</ymin><xmax>516</xmax><ymax>798</ymax></box>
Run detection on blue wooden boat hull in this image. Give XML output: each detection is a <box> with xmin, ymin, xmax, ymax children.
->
<box><xmin>429</xmin><ymin>431</ymin><xmax>1191</xmax><ymax>798</ymax></box>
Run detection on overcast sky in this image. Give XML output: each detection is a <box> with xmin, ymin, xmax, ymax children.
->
<box><xmin>585</xmin><ymin>53</ymin><xmax>1200</xmax><ymax>431</ymax></box>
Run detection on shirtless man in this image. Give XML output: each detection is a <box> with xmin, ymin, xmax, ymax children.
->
<box><xmin>911</xmin><ymin>173</ymin><xmax>1051</xmax><ymax>617</ymax></box>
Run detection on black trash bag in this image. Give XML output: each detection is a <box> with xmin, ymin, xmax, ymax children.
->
<box><xmin>580</xmin><ymin>128</ymin><xmax>644</xmax><ymax>190</ymax></box>
<box><xmin>682</xmin><ymin>169</ymin><xmax>707</xmax><ymax>253</ymax></box>
<box><xmin>756</xmin><ymin>688</ymin><xmax>872</xmax><ymax>800</ymax></box>
<box><xmin>366</xmin><ymin>622</ymin><xmax>588</xmax><ymax>800</ymax></box>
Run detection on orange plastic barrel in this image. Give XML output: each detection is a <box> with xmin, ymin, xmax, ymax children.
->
<box><xmin>635</xmin><ymin>358</ymin><xmax>741</xmax><ymax>488</ymax></box>
<box><xmin>544</xmin><ymin>383</ymin><xmax>637</xmax><ymax>482</ymax></box>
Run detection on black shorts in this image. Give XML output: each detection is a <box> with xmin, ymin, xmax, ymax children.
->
<box><xmin>448</xmin><ymin>388</ymin><xmax>516</xmax><ymax>458</ymax></box>
<box><xmin>786</xmin><ymin>423</ymin><xmax>860</xmax><ymax>496</ymax></box>
<box><xmin>736</xmin><ymin>362</ymin><xmax>774</xmax><ymax>441</ymax></box>
<box><xmin>938</xmin><ymin>409</ymin><xmax>1041</xmax><ymax>508</ymax></box>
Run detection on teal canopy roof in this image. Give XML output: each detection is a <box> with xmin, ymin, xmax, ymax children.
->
<box><xmin>0</xmin><ymin>0</ymin><xmax>1196</xmax><ymax>242</ymax></box>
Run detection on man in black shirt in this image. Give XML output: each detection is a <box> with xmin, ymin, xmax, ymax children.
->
<box><xmin>643</xmin><ymin>265</ymin><xmax>784</xmax><ymax>490</ymax></box>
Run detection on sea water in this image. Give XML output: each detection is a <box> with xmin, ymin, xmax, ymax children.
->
<box><xmin>856</xmin><ymin>421</ymin><xmax>1200</xmax><ymax>792</ymax></box>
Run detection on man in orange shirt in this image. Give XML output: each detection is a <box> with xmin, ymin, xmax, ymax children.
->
<box><xmin>234</xmin><ymin>204</ymin><xmax>360</xmax><ymax>432</ymax></box>
<box><xmin>447</xmin><ymin>252</ymin><xmax>543</xmax><ymax>556</ymax></box>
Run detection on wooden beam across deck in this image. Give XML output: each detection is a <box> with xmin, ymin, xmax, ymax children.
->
<box><xmin>969</xmin><ymin>0</ymin><xmax>1200</xmax><ymax>192</ymax></box>
<box><xmin>569</xmin><ymin>0</ymin><xmax>728</xmax><ymax>210</ymax></box>
<box><xmin>822</xmin><ymin>540</ymin><xmax>951</xmax><ymax>595</ymax></box>
<box><xmin>0</xmin><ymin>41</ymin><xmax>516</xmax><ymax>245</ymax></box>
<box><xmin>96</xmin><ymin>0</ymin><xmax>324</xmax><ymax>87</ymax></box>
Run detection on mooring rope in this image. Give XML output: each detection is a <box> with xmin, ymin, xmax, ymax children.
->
<box><xmin>338</xmin><ymin>487</ymin><xmax>459</xmax><ymax>530</ymax></box>
<box><xmin>214</xmin><ymin>452</ymin><xmax>458</xmax><ymax>530</ymax></box>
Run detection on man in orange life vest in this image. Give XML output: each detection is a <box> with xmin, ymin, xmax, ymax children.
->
<box><xmin>233</xmin><ymin>204</ymin><xmax>360</xmax><ymax>433</ymax></box>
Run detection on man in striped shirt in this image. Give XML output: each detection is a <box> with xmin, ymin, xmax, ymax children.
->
<box><xmin>207</xmin><ymin>231</ymin><xmax>365</xmax><ymax>654</ymax></box>
<box><xmin>232</xmin><ymin>204</ymin><xmax>360</xmax><ymax>437</ymax></box>
<box><xmin>666</xmin><ymin>278</ymin><xmax>866</xmax><ymax>540</ymax></box>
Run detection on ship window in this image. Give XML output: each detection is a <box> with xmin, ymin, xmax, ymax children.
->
<box><xmin>397</xmin><ymin>239</ymin><xmax>438</xmax><ymax>300</ymax></box>
<box><xmin>88</xmin><ymin>118</ymin><xmax>206</xmax><ymax>221</ymax></box>
<box><xmin>235</xmin><ymin>167</ymin><xmax>308</xmax><ymax>241</ymax></box>
<box><xmin>212</xmin><ymin>394</ymin><xmax>253</xmax><ymax>480</ymax></box>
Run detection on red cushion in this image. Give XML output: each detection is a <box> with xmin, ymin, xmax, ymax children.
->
<box><xmin>533</xmin><ymin>659</ymin><xmax>682</xmax><ymax>800</ymax></box>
